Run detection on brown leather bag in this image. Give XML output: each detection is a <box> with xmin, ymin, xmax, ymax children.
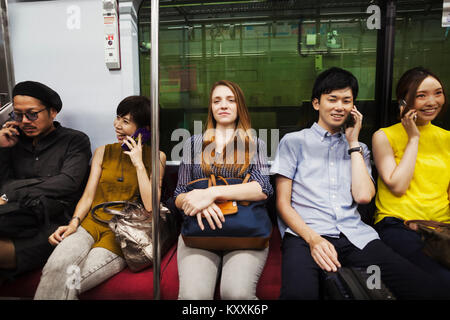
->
<box><xmin>210</xmin><ymin>174</ymin><xmax>250</xmax><ymax>215</ymax></box>
<box><xmin>404</xmin><ymin>220</ymin><xmax>450</xmax><ymax>269</ymax></box>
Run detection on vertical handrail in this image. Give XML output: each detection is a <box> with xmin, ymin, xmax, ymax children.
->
<box><xmin>150</xmin><ymin>0</ymin><xmax>160</xmax><ymax>300</ymax></box>
<box><xmin>0</xmin><ymin>0</ymin><xmax>15</xmax><ymax>99</ymax></box>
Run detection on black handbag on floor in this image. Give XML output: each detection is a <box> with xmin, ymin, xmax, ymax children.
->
<box><xmin>322</xmin><ymin>267</ymin><xmax>396</xmax><ymax>300</ymax></box>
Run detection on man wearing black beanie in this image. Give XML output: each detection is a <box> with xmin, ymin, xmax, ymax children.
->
<box><xmin>0</xmin><ymin>81</ymin><xmax>91</xmax><ymax>281</ymax></box>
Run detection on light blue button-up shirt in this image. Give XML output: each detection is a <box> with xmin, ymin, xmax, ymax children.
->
<box><xmin>270</xmin><ymin>122</ymin><xmax>379</xmax><ymax>249</ymax></box>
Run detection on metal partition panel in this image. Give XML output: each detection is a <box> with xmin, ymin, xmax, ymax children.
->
<box><xmin>0</xmin><ymin>0</ymin><xmax>14</xmax><ymax>106</ymax></box>
<box><xmin>150</xmin><ymin>0</ymin><xmax>160</xmax><ymax>300</ymax></box>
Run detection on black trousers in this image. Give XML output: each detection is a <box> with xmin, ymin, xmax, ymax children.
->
<box><xmin>280</xmin><ymin>232</ymin><xmax>450</xmax><ymax>300</ymax></box>
<box><xmin>0</xmin><ymin>202</ymin><xmax>65</xmax><ymax>280</ymax></box>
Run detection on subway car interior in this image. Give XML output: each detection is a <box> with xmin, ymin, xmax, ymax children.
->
<box><xmin>0</xmin><ymin>0</ymin><xmax>449</xmax><ymax>304</ymax></box>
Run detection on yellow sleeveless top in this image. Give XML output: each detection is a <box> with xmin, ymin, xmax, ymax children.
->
<box><xmin>374</xmin><ymin>122</ymin><xmax>450</xmax><ymax>224</ymax></box>
<box><xmin>81</xmin><ymin>143</ymin><xmax>152</xmax><ymax>256</ymax></box>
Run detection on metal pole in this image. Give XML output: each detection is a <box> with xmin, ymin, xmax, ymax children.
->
<box><xmin>150</xmin><ymin>0</ymin><xmax>160</xmax><ymax>300</ymax></box>
<box><xmin>0</xmin><ymin>0</ymin><xmax>15</xmax><ymax>100</ymax></box>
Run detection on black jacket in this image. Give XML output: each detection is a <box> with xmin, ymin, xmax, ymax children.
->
<box><xmin>0</xmin><ymin>122</ymin><xmax>91</xmax><ymax>221</ymax></box>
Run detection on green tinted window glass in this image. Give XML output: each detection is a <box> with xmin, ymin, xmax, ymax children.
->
<box><xmin>392</xmin><ymin>3</ymin><xmax>450</xmax><ymax>129</ymax></box>
<box><xmin>139</xmin><ymin>1</ymin><xmax>379</xmax><ymax>160</ymax></box>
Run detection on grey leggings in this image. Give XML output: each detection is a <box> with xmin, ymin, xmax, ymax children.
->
<box><xmin>34</xmin><ymin>226</ymin><xmax>126</xmax><ymax>300</ymax></box>
<box><xmin>177</xmin><ymin>235</ymin><xmax>269</xmax><ymax>300</ymax></box>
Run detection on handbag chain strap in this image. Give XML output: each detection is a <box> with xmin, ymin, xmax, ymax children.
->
<box><xmin>91</xmin><ymin>201</ymin><xmax>143</xmax><ymax>224</ymax></box>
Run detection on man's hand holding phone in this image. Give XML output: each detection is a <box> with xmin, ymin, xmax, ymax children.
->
<box><xmin>344</xmin><ymin>105</ymin><xmax>363</xmax><ymax>145</ymax></box>
<box><xmin>0</xmin><ymin>121</ymin><xmax>20</xmax><ymax>148</ymax></box>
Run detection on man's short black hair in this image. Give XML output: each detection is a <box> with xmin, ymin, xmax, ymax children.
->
<box><xmin>311</xmin><ymin>67</ymin><xmax>359</xmax><ymax>102</ymax></box>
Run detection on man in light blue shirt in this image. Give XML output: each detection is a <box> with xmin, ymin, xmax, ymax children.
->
<box><xmin>272</xmin><ymin>121</ymin><xmax>378</xmax><ymax>249</ymax></box>
<box><xmin>271</xmin><ymin>67</ymin><xmax>447</xmax><ymax>299</ymax></box>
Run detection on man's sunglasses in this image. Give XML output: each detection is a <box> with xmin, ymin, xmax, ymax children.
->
<box><xmin>10</xmin><ymin>108</ymin><xmax>47</xmax><ymax>122</ymax></box>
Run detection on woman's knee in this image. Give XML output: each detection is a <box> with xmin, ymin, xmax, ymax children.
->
<box><xmin>178</xmin><ymin>284</ymin><xmax>215</xmax><ymax>300</ymax></box>
<box><xmin>42</xmin><ymin>228</ymin><xmax>92</xmax><ymax>275</ymax></box>
<box><xmin>41</xmin><ymin>246</ymin><xmax>75</xmax><ymax>275</ymax></box>
<box><xmin>220</xmin><ymin>284</ymin><xmax>257</xmax><ymax>300</ymax></box>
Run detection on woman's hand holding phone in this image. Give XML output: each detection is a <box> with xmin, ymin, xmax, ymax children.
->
<box><xmin>123</xmin><ymin>133</ymin><xmax>145</xmax><ymax>169</ymax></box>
<box><xmin>400</xmin><ymin>105</ymin><xmax>420</xmax><ymax>141</ymax></box>
<box><xmin>121</xmin><ymin>128</ymin><xmax>150</xmax><ymax>151</ymax></box>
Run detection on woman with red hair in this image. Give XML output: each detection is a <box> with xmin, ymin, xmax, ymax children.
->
<box><xmin>174</xmin><ymin>80</ymin><xmax>273</xmax><ymax>300</ymax></box>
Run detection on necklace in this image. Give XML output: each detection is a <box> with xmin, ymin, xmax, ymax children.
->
<box><xmin>117</xmin><ymin>152</ymin><xmax>124</xmax><ymax>182</ymax></box>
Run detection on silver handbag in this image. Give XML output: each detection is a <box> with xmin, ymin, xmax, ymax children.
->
<box><xmin>91</xmin><ymin>201</ymin><xmax>177</xmax><ymax>272</ymax></box>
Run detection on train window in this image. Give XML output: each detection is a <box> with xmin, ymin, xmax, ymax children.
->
<box><xmin>138</xmin><ymin>1</ymin><xmax>380</xmax><ymax>161</ymax></box>
<box><xmin>392</xmin><ymin>2</ymin><xmax>450</xmax><ymax>130</ymax></box>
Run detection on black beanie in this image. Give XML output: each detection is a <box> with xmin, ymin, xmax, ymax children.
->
<box><xmin>12</xmin><ymin>81</ymin><xmax>62</xmax><ymax>113</ymax></box>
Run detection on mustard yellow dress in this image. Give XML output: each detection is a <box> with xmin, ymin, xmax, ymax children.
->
<box><xmin>81</xmin><ymin>143</ymin><xmax>151</xmax><ymax>256</ymax></box>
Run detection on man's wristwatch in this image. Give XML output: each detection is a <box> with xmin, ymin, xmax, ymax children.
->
<box><xmin>348</xmin><ymin>146</ymin><xmax>363</xmax><ymax>155</ymax></box>
<box><xmin>0</xmin><ymin>194</ymin><xmax>8</xmax><ymax>203</ymax></box>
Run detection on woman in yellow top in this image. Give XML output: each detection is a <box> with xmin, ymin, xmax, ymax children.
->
<box><xmin>372</xmin><ymin>67</ymin><xmax>450</xmax><ymax>285</ymax></box>
<box><xmin>34</xmin><ymin>96</ymin><xmax>166</xmax><ymax>300</ymax></box>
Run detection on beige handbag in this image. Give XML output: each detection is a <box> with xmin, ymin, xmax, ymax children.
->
<box><xmin>91</xmin><ymin>201</ymin><xmax>178</xmax><ymax>272</ymax></box>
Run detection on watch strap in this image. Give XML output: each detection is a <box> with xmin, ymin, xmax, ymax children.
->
<box><xmin>348</xmin><ymin>146</ymin><xmax>362</xmax><ymax>155</ymax></box>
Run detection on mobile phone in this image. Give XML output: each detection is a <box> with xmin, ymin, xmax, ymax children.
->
<box><xmin>343</xmin><ymin>113</ymin><xmax>355</xmax><ymax>129</ymax></box>
<box><xmin>399</xmin><ymin>99</ymin><xmax>409</xmax><ymax>119</ymax></box>
<box><xmin>0</xmin><ymin>102</ymin><xmax>13</xmax><ymax>126</ymax></box>
<box><xmin>121</xmin><ymin>127</ymin><xmax>151</xmax><ymax>151</ymax></box>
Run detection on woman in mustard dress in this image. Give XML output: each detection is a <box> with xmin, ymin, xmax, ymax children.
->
<box><xmin>34</xmin><ymin>96</ymin><xmax>166</xmax><ymax>299</ymax></box>
<box><xmin>372</xmin><ymin>67</ymin><xmax>450</xmax><ymax>286</ymax></box>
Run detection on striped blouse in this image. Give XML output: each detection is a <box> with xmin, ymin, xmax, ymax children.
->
<box><xmin>174</xmin><ymin>134</ymin><xmax>273</xmax><ymax>198</ymax></box>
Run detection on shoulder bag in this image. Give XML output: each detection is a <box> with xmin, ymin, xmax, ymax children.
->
<box><xmin>92</xmin><ymin>201</ymin><xmax>178</xmax><ymax>272</ymax></box>
<box><xmin>404</xmin><ymin>219</ymin><xmax>450</xmax><ymax>269</ymax></box>
<box><xmin>181</xmin><ymin>174</ymin><xmax>272</xmax><ymax>251</ymax></box>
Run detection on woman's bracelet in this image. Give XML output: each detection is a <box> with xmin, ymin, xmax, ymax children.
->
<box><xmin>70</xmin><ymin>216</ymin><xmax>81</xmax><ymax>227</ymax></box>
